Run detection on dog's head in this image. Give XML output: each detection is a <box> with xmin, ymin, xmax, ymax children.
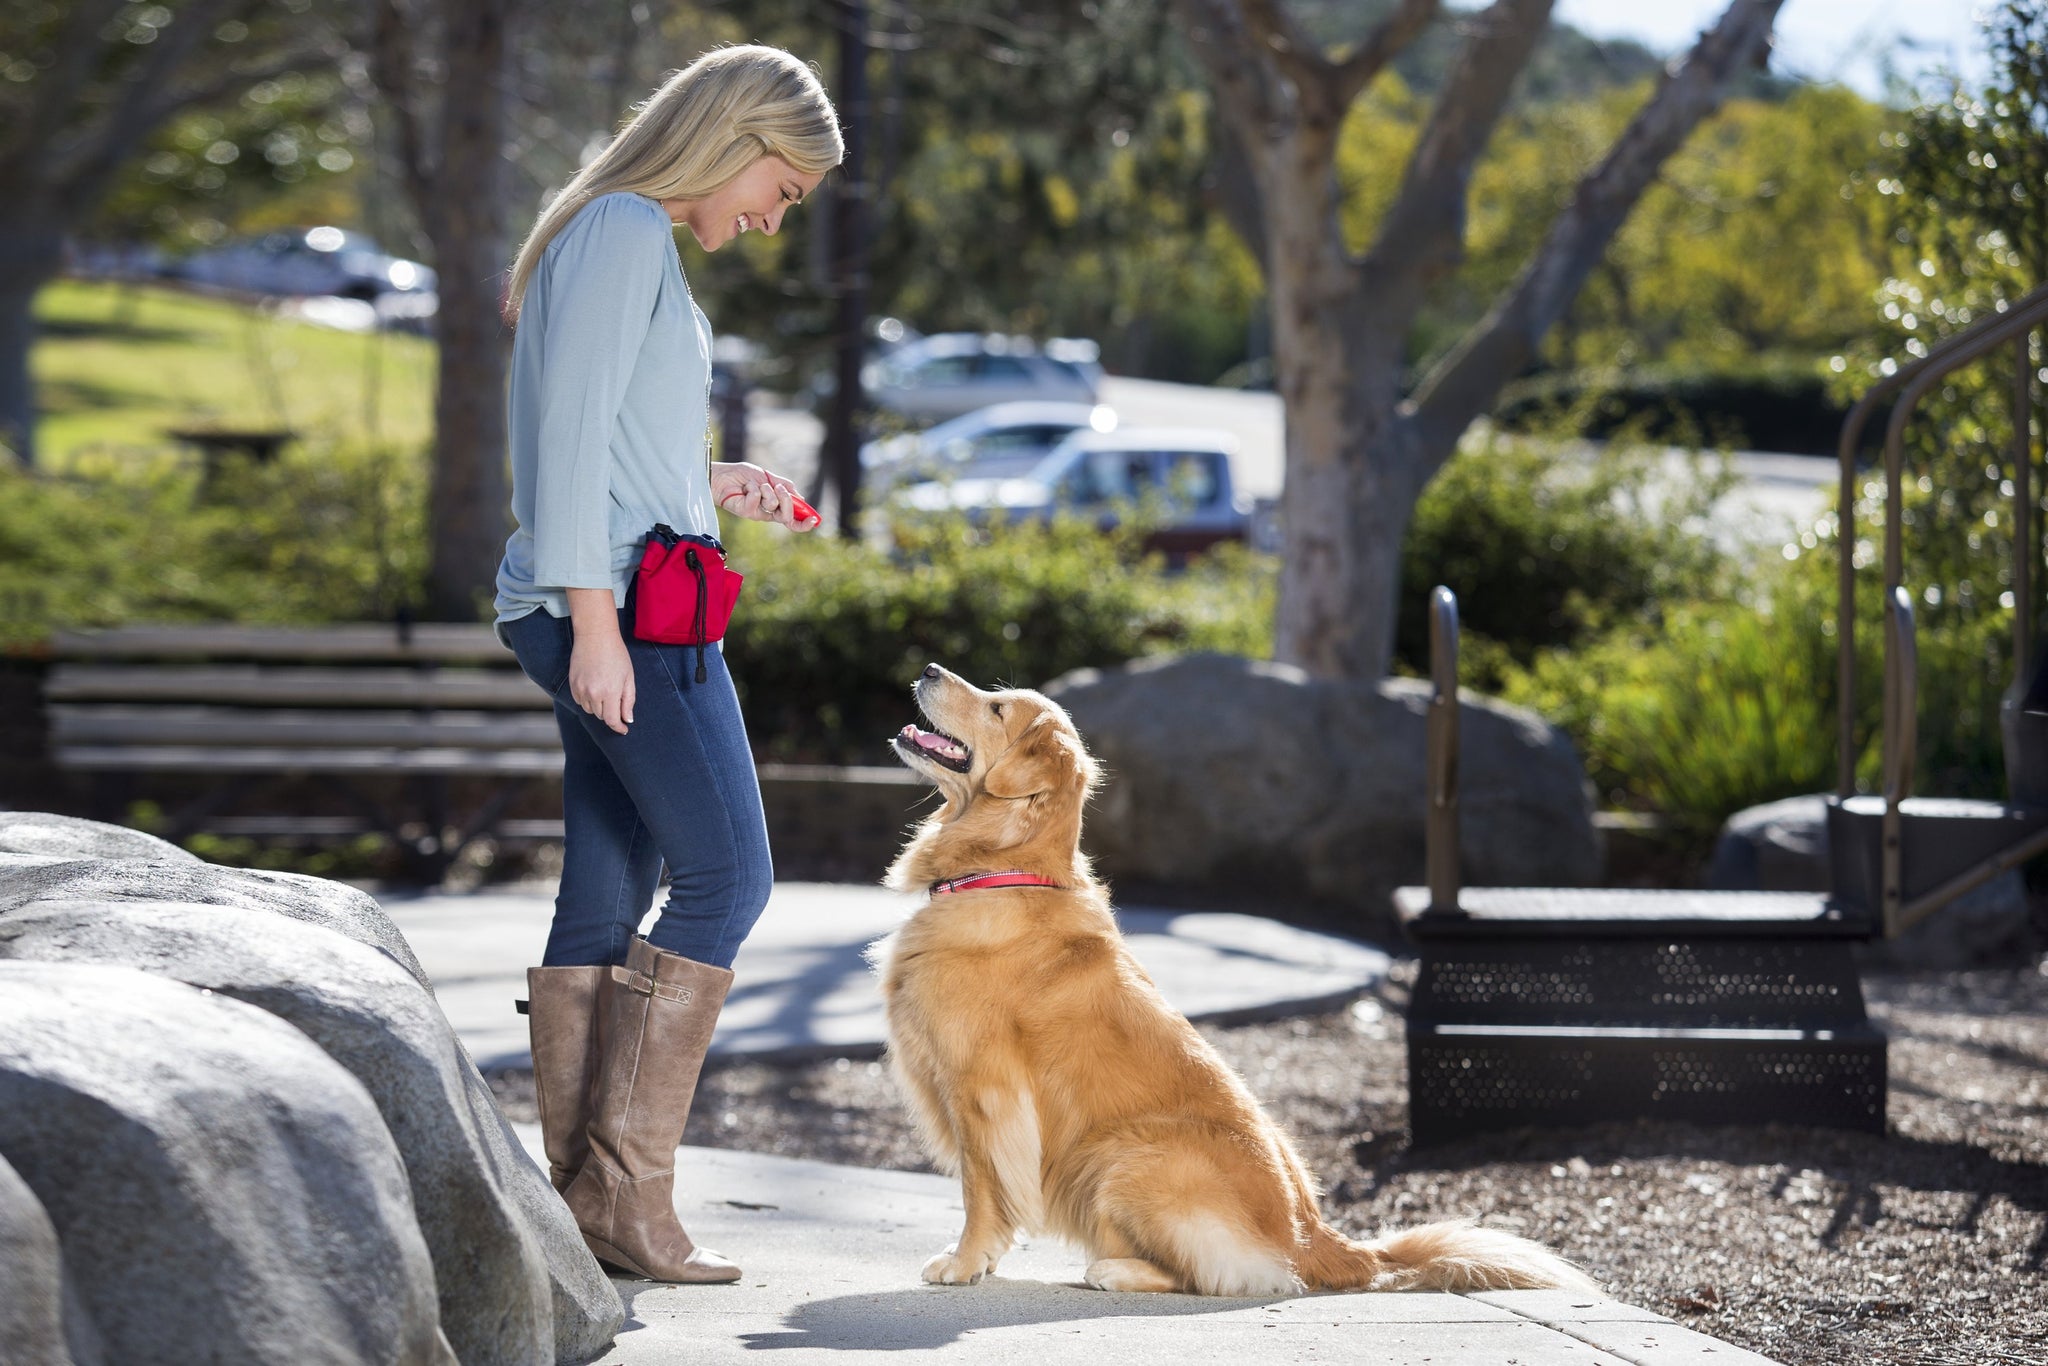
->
<box><xmin>886</xmin><ymin>664</ymin><xmax>1100</xmax><ymax>891</ymax></box>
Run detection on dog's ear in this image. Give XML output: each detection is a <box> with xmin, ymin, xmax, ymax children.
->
<box><xmin>983</xmin><ymin>716</ymin><xmax>1080</xmax><ymax>800</ymax></box>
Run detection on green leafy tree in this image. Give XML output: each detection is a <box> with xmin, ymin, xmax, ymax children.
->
<box><xmin>91</xmin><ymin>67</ymin><xmax>368</xmax><ymax>251</ymax></box>
<box><xmin>0</xmin><ymin>0</ymin><xmax>342</xmax><ymax>465</ymax></box>
<box><xmin>1824</xmin><ymin>0</ymin><xmax>2048</xmax><ymax>795</ymax></box>
<box><xmin>1171</xmin><ymin>0</ymin><xmax>1785</xmax><ymax>683</ymax></box>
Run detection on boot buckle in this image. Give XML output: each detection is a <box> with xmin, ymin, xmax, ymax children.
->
<box><xmin>610</xmin><ymin>965</ymin><xmax>695</xmax><ymax>1005</ymax></box>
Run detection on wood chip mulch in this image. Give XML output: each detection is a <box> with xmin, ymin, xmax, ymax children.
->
<box><xmin>489</xmin><ymin>959</ymin><xmax>2048</xmax><ymax>1366</ymax></box>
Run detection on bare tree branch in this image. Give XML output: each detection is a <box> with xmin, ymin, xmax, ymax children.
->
<box><xmin>1173</xmin><ymin>0</ymin><xmax>1282</xmax><ymax>138</ymax></box>
<box><xmin>1234</xmin><ymin>0</ymin><xmax>1336</xmax><ymax>120</ymax></box>
<box><xmin>1331</xmin><ymin>0</ymin><xmax>1439</xmax><ymax>108</ymax></box>
<box><xmin>1409</xmin><ymin>0</ymin><xmax>1785</xmax><ymax>456</ymax></box>
<box><xmin>1362</xmin><ymin>0</ymin><xmax>1553</xmax><ymax>292</ymax></box>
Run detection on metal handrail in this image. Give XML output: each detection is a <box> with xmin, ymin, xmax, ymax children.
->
<box><xmin>1835</xmin><ymin>282</ymin><xmax>2048</xmax><ymax>798</ymax></box>
<box><xmin>1880</xmin><ymin>586</ymin><xmax>1917</xmax><ymax>933</ymax></box>
<box><xmin>1426</xmin><ymin>585</ymin><xmax>1461</xmax><ymax>913</ymax></box>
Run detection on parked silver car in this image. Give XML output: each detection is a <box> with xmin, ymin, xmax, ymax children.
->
<box><xmin>172</xmin><ymin>225</ymin><xmax>437</xmax><ymax>303</ymax></box>
<box><xmin>863</xmin><ymin>333</ymin><xmax>1103</xmax><ymax>424</ymax></box>
<box><xmin>899</xmin><ymin>427</ymin><xmax>1251</xmax><ymax>555</ymax></box>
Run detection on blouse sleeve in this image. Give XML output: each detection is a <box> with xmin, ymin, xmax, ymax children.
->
<box><xmin>530</xmin><ymin>194</ymin><xmax>674</xmax><ymax>590</ymax></box>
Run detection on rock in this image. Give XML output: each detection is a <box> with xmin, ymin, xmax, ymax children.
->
<box><xmin>0</xmin><ymin>962</ymin><xmax>454</xmax><ymax>1366</ymax></box>
<box><xmin>1706</xmin><ymin>793</ymin><xmax>1833</xmax><ymax>893</ymax></box>
<box><xmin>1043</xmin><ymin>653</ymin><xmax>1602</xmax><ymax>931</ymax></box>
<box><xmin>0</xmin><ymin>813</ymin><xmax>195</xmax><ymax>864</ymax></box>
<box><xmin>0</xmin><ymin>1150</ymin><xmax>101</xmax><ymax>1366</ymax></box>
<box><xmin>0</xmin><ymin>900</ymin><xmax>622</xmax><ymax>1366</ymax></box>
<box><xmin>0</xmin><ymin>856</ymin><xmax>429</xmax><ymax>988</ymax></box>
<box><xmin>1709</xmin><ymin>792</ymin><xmax>2034</xmax><ymax>969</ymax></box>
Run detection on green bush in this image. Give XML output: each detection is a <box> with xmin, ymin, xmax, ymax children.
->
<box><xmin>1</xmin><ymin>452</ymin><xmax>1275</xmax><ymax>763</ymax></box>
<box><xmin>1493</xmin><ymin>358</ymin><xmax>1850</xmax><ymax>456</ymax></box>
<box><xmin>1395</xmin><ymin>432</ymin><xmax>1731</xmax><ymax>687</ymax></box>
<box><xmin>722</xmin><ymin>513</ymin><xmax>1274</xmax><ymax>762</ymax></box>
<box><xmin>0</xmin><ymin>441</ymin><xmax>424</xmax><ymax>648</ymax></box>
<box><xmin>1499</xmin><ymin>517</ymin><xmax>2017</xmax><ymax>847</ymax></box>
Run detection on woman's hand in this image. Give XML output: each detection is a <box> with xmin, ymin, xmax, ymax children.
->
<box><xmin>712</xmin><ymin>462</ymin><xmax>821</xmax><ymax>531</ymax></box>
<box><xmin>566</xmin><ymin>589</ymin><xmax>634</xmax><ymax>734</ymax></box>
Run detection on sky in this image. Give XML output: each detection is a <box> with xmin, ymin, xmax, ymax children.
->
<box><xmin>1553</xmin><ymin>0</ymin><xmax>1996</xmax><ymax>102</ymax></box>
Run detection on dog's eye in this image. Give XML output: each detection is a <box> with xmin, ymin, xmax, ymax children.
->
<box><xmin>990</xmin><ymin>702</ymin><xmax>1004</xmax><ymax>717</ymax></box>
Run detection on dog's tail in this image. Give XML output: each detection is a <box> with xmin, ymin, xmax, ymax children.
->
<box><xmin>1297</xmin><ymin>1219</ymin><xmax>1598</xmax><ymax>1294</ymax></box>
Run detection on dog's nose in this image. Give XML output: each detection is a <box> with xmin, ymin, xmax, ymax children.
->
<box><xmin>921</xmin><ymin>664</ymin><xmax>942</xmax><ymax>680</ymax></box>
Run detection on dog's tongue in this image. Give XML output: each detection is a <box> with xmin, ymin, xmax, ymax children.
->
<box><xmin>899</xmin><ymin>724</ymin><xmax>966</xmax><ymax>757</ymax></box>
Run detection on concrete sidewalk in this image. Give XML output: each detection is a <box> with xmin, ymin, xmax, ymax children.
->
<box><xmin>510</xmin><ymin>1128</ymin><xmax>1786</xmax><ymax>1366</ymax></box>
<box><xmin>380</xmin><ymin>882</ymin><xmax>1392</xmax><ymax>1069</ymax></box>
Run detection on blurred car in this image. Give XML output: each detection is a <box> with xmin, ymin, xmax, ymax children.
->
<box><xmin>862</xmin><ymin>333</ymin><xmax>1104</xmax><ymax>424</ymax></box>
<box><xmin>898</xmin><ymin>427</ymin><xmax>1251</xmax><ymax>556</ymax></box>
<box><xmin>861</xmin><ymin>400</ymin><xmax>1118</xmax><ymax>488</ymax></box>
<box><xmin>171</xmin><ymin>225</ymin><xmax>437</xmax><ymax>303</ymax></box>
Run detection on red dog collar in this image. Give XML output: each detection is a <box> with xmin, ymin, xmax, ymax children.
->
<box><xmin>928</xmin><ymin>871</ymin><xmax>1064</xmax><ymax>895</ymax></box>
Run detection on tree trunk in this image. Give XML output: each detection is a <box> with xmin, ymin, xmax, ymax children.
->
<box><xmin>0</xmin><ymin>220</ymin><xmax>65</xmax><ymax>467</ymax></box>
<box><xmin>1257</xmin><ymin>133</ymin><xmax>1426</xmax><ymax>680</ymax></box>
<box><xmin>418</xmin><ymin>0</ymin><xmax>512</xmax><ymax>622</ymax></box>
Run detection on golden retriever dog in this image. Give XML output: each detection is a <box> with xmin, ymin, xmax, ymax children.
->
<box><xmin>876</xmin><ymin>664</ymin><xmax>1597</xmax><ymax>1297</ymax></box>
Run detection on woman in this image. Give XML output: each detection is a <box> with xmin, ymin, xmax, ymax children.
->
<box><xmin>494</xmin><ymin>45</ymin><xmax>840</xmax><ymax>1284</ymax></box>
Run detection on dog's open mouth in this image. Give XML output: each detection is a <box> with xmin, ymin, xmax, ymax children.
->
<box><xmin>894</xmin><ymin>724</ymin><xmax>972</xmax><ymax>773</ymax></box>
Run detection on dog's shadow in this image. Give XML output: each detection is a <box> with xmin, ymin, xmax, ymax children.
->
<box><xmin>738</xmin><ymin>1278</ymin><xmax>1288</xmax><ymax>1351</ymax></box>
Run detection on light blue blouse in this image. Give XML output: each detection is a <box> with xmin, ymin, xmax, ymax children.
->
<box><xmin>493</xmin><ymin>191</ymin><xmax>719</xmax><ymax>635</ymax></box>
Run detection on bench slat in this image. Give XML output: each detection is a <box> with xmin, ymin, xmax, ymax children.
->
<box><xmin>52</xmin><ymin>624</ymin><xmax>507</xmax><ymax>664</ymax></box>
<box><xmin>47</xmin><ymin>665</ymin><xmax>549</xmax><ymax>709</ymax></box>
<box><xmin>50</xmin><ymin>705</ymin><xmax>562</xmax><ymax>749</ymax></box>
<box><xmin>56</xmin><ymin>745</ymin><xmax>567</xmax><ymax>776</ymax></box>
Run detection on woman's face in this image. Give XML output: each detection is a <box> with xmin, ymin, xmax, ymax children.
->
<box><xmin>665</xmin><ymin>155</ymin><xmax>826</xmax><ymax>252</ymax></box>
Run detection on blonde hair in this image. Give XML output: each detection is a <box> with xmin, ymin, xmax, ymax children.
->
<box><xmin>504</xmin><ymin>44</ymin><xmax>842</xmax><ymax>323</ymax></box>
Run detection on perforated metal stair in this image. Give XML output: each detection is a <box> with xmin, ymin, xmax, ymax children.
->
<box><xmin>1395</xmin><ymin>886</ymin><xmax>1885</xmax><ymax>1144</ymax></box>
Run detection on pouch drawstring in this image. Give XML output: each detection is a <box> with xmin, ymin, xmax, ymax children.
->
<box><xmin>684</xmin><ymin>547</ymin><xmax>709</xmax><ymax>683</ymax></box>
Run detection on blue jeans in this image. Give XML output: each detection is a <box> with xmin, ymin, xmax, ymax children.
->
<box><xmin>502</xmin><ymin>606</ymin><xmax>773</xmax><ymax>969</ymax></box>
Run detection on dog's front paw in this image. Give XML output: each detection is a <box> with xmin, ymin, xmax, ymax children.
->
<box><xmin>921</xmin><ymin>1244</ymin><xmax>995</xmax><ymax>1285</ymax></box>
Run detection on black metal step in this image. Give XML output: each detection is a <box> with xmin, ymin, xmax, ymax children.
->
<box><xmin>1407</xmin><ymin>1023</ymin><xmax>1887</xmax><ymax>1145</ymax></box>
<box><xmin>1410</xmin><ymin>936</ymin><xmax>1870</xmax><ymax>1031</ymax></box>
<box><xmin>1394</xmin><ymin>886</ymin><xmax>1873</xmax><ymax>940</ymax></box>
<box><xmin>1826</xmin><ymin>794</ymin><xmax>2048</xmax><ymax>916</ymax></box>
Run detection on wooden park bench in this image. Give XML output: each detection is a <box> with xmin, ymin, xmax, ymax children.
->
<box><xmin>45</xmin><ymin>622</ymin><xmax>563</xmax><ymax>877</ymax></box>
<box><xmin>1396</xmin><ymin>281</ymin><xmax>2048</xmax><ymax>1144</ymax></box>
<box><xmin>42</xmin><ymin>622</ymin><xmax>925</xmax><ymax>882</ymax></box>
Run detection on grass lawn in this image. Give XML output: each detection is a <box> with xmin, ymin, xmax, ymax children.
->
<box><xmin>31</xmin><ymin>278</ymin><xmax>438</xmax><ymax>465</ymax></box>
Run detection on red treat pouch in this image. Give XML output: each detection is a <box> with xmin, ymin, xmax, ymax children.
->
<box><xmin>634</xmin><ymin>524</ymin><xmax>744</xmax><ymax>681</ymax></box>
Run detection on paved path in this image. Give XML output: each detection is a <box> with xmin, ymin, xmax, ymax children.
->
<box><xmin>510</xmin><ymin>1128</ymin><xmax>1785</xmax><ymax>1366</ymax></box>
<box><xmin>382</xmin><ymin>883</ymin><xmax>1391</xmax><ymax>1069</ymax></box>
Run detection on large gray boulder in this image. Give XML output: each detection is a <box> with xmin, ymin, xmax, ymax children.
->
<box><xmin>0</xmin><ymin>1150</ymin><xmax>101</xmax><ymax>1366</ymax></box>
<box><xmin>0</xmin><ymin>812</ymin><xmax>197</xmax><ymax>864</ymax></box>
<box><xmin>0</xmin><ymin>854</ymin><xmax>429</xmax><ymax>987</ymax></box>
<box><xmin>1710</xmin><ymin>792</ymin><xmax>2034</xmax><ymax>968</ymax></box>
<box><xmin>0</xmin><ymin>899</ymin><xmax>622</xmax><ymax>1366</ymax></box>
<box><xmin>1043</xmin><ymin>653</ymin><xmax>1602</xmax><ymax>930</ymax></box>
<box><xmin>0</xmin><ymin>962</ymin><xmax>454</xmax><ymax>1366</ymax></box>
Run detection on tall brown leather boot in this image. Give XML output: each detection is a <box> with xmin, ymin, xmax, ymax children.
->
<box><xmin>561</xmin><ymin>937</ymin><xmax>741</xmax><ymax>1282</ymax></box>
<box><xmin>524</xmin><ymin>966</ymin><xmax>608</xmax><ymax>1193</ymax></box>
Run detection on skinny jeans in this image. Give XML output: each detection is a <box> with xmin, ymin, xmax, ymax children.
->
<box><xmin>502</xmin><ymin>605</ymin><xmax>773</xmax><ymax>968</ymax></box>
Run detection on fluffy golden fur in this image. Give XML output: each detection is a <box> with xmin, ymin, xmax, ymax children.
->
<box><xmin>876</xmin><ymin>666</ymin><xmax>1598</xmax><ymax>1296</ymax></box>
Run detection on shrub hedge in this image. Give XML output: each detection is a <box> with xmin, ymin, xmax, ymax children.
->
<box><xmin>1493</xmin><ymin>359</ymin><xmax>1850</xmax><ymax>456</ymax></box>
